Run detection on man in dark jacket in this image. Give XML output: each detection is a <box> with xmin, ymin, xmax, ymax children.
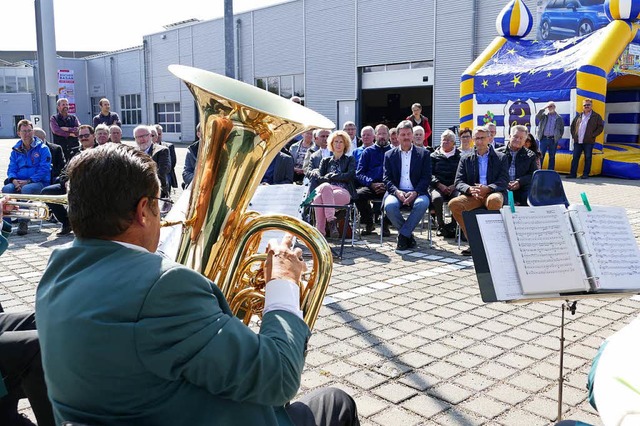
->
<box><xmin>134</xmin><ymin>125</ymin><xmax>170</xmax><ymax>198</ymax></box>
<box><xmin>430</xmin><ymin>130</ymin><xmax>461</xmax><ymax>238</ymax></box>
<box><xmin>182</xmin><ymin>124</ymin><xmax>201</xmax><ymax>188</ymax></box>
<box><xmin>448</xmin><ymin>126</ymin><xmax>509</xmax><ymax>255</ymax></box>
<box><xmin>92</xmin><ymin>98</ymin><xmax>121</xmax><ymax>128</ymax></box>
<box><xmin>355</xmin><ymin>124</ymin><xmax>392</xmax><ymax>236</ymax></box>
<box><xmin>383</xmin><ymin>120</ymin><xmax>431</xmax><ymax>250</ymax></box>
<box><xmin>33</xmin><ymin>128</ymin><xmax>65</xmax><ymax>184</ymax></box>
<box><xmin>496</xmin><ymin>125</ymin><xmax>539</xmax><ymax>205</ymax></box>
<box><xmin>155</xmin><ymin>125</ymin><xmax>178</xmax><ymax>190</ymax></box>
<box><xmin>261</xmin><ymin>150</ymin><xmax>294</xmax><ymax>185</ymax></box>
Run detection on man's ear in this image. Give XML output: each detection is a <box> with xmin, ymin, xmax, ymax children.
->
<box><xmin>134</xmin><ymin>196</ymin><xmax>151</xmax><ymax>226</ymax></box>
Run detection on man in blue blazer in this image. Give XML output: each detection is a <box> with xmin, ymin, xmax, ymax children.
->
<box><xmin>383</xmin><ymin>120</ymin><xmax>431</xmax><ymax>250</ymax></box>
<box><xmin>448</xmin><ymin>126</ymin><xmax>509</xmax><ymax>255</ymax></box>
<box><xmin>36</xmin><ymin>144</ymin><xmax>358</xmax><ymax>426</ymax></box>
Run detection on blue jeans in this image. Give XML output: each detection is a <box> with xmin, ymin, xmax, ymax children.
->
<box><xmin>539</xmin><ymin>137</ymin><xmax>557</xmax><ymax>170</ymax></box>
<box><xmin>569</xmin><ymin>143</ymin><xmax>594</xmax><ymax>177</ymax></box>
<box><xmin>2</xmin><ymin>182</ymin><xmax>44</xmax><ymax>223</ymax></box>
<box><xmin>383</xmin><ymin>194</ymin><xmax>430</xmax><ymax>238</ymax></box>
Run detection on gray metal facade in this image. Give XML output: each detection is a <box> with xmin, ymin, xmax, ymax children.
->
<box><xmin>74</xmin><ymin>0</ymin><xmax>539</xmax><ymax>143</ymax></box>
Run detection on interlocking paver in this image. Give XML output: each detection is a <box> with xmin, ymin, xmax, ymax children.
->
<box><xmin>404</xmin><ymin>394</ymin><xmax>450</xmax><ymax>418</ymax></box>
<box><xmin>371</xmin><ymin>407</ymin><xmax>423</xmax><ymax>426</ymax></box>
<box><xmin>427</xmin><ymin>383</ymin><xmax>475</xmax><ymax>405</ymax></box>
<box><xmin>372</xmin><ymin>382</ymin><xmax>417</xmax><ymax>404</ymax></box>
<box><xmin>460</xmin><ymin>395</ymin><xmax>509</xmax><ymax>419</ymax></box>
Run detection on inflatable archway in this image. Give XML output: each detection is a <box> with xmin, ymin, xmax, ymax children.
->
<box><xmin>460</xmin><ymin>0</ymin><xmax>640</xmax><ymax>179</ymax></box>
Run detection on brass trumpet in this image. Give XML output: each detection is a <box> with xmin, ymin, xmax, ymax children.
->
<box><xmin>0</xmin><ymin>193</ymin><xmax>68</xmax><ymax>220</ymax></box>
<box><xmin>164</xmin><ymin>65</ymin><xmax>335</xmax><ymax>330</ymax></box>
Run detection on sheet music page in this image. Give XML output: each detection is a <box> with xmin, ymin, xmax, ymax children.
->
<box><xmin>500</xmin><ymin>205</ymin><xmax>588</xmax><ymax>294</ymax></box>
<box><xmin>477</xmin><ymin>215</ymin><xmax>561</xmax><ymax>301</ymax></box>
<box><xmin>568</xmin><ymin>205</ymin><xmax>640</xmax><ymax>290</ymax></box>
<box><xmin>249</xmin><ymin>184</ymin><xmax>308</xmax><ymax>252</ymax></box>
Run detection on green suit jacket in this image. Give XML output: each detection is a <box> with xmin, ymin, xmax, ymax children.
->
<box><xmin>36</xmin><ymin>238</ymin><xmax>310</xmax><ymax>425</ymax></box>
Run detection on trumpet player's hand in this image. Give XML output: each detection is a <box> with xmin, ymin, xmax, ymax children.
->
<box><xmin>265</xmin><ymin>234</ymin><xmax>306</xmax><ymax>284</ymax></box>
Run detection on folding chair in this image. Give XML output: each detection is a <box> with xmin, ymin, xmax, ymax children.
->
<box><xmin>527</xmin><ymin>170</ymin><xmax>570</xmax><ymax>207</ymax></box>
<box><xmin>380</xmin><ymin>202</ymin><xmax>433</xmax><ymax>248</ymax></box>
<box><xmin>308</xmin><ymin>202</ymin><xmax>358</xmax><ymax>259</ymax></box>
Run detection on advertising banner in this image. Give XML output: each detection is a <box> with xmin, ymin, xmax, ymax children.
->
<box><xmin>57</xmin><ymin>69</ymin><xmax>76</xmax><ymax>113</ymax></box>
<box><xmin>537</xmin><ymin>0</ymin><xmax>608</xmax><ymax>40</ymax></box>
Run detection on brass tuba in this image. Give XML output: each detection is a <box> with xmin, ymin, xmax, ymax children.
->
<box><xmin>164</xmin><ymin>65</ymin><xmax>334</xmax><ymax>330</ymax></box>
<box><xmin>0</xmin><ymin>193</ymin><xmax>68</xmax><ymax>220</ymax></box>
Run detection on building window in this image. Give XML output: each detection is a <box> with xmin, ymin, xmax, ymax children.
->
<box><xmin>255</xmin><ymin>74</ymin><xmax>304</xmax><ymax>102</ymax></box>
<box><xmin>90</xmin><ymin>97</ymin><xmax>101</xmax><ymax>117</ymax></box>
<box><xmin>155</xmin><ymin>102</ymin><xmax>181</xmax><ymax>133</ymax></box>
<box><xmin>120</xmin><ymin>94</ymin><xmax>142</xmax><ymax>125</ymax></box>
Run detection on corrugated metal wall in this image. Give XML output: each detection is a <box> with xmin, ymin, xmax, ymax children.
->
<box><xmin>304</xmin><ymin>0</ymin><xmax>356</xmax><ymax>123</ymax></box>
<box><xmin>254</xmin><ymin>2</ymin><xmax>304</xmax><ymax>77</ymax></box>
<box><xmin>356</xmin><ymin>0</ymin><xmax>434</xmax><ymax>67</ymax></box>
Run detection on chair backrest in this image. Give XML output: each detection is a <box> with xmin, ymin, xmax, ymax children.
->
<box><xmin>527</xmin><ymin>170</ymin><xmax>569</xmax><ymax>207</ymax></box>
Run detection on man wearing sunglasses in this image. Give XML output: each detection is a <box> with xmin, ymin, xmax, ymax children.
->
<box><xmin>568</xmin><ymin>99</ymin><xmax>604</xmax><ymax>179</ymax></box>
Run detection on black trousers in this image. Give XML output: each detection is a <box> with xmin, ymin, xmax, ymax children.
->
<box><xmin>430</xmin><ymin>188</ymin><xmax>459</xmax><ymax>229</ymax></box>
<box><xmin>0</xmin><ymin>312</ymin><xmax>55</xmax><ymax>426</ymax></box>
<box><xmin>354</xmin><ymin>187</ymin><xmax>385</xmax><ymax>225</ymax></box>
<box><xmin>286</xmin><ymin>387</ymin><xmax>360</xmax><ymax>426</ymax></box>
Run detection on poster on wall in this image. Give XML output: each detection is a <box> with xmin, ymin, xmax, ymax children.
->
<box><xmin>536</xmin><ymin>0</ymin><xmax>608</xmax><ymax>40</ymax></box>
<box><xmin>57</xmin><ymin>69</ymin><xmax>76</xmax><ymax>113</ymax></box>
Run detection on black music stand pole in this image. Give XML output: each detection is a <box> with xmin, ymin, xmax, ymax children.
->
<box><xmin>557</xmin><ymin>300</ymin><xmax>578</xmax><ymax>422</ymax></box>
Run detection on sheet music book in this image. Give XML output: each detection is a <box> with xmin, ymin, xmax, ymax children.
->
<box><xmin>468</xmin><ymin>204</ymin><xmax>640</xmax><ymax>302</ymax></box>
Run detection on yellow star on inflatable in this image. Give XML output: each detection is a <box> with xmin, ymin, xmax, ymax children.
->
<box><xmin>496</xmin><ymin>81</ymin><xmax>501</xmax><ymax>86</ymax></box>
<box><xmin>511</xmin><ymin>75</ymin><xmax>522</xmax><ymax>87</ymax></box>
<box><xmin>547</xmin><ymin>71</ymin><xmax>552</xmax><ymax>77</ymax></box>
<box><xmin>506</xmin><ymin>48</ymin><xmax>517</xmax><ymax>55</ymax></box>
<box><xmin>482</xmin><ymin>79</ymin><xmax>489</xmax><ymax>88</ymax></box>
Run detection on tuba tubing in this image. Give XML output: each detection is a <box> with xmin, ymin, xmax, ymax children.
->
<box><xmin>165</xmin><ymin>65</ymin><xmax>335</xmax><ymax>330</ymax></box>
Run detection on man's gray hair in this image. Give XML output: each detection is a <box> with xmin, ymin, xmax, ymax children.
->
<box><xmin>486</xmin><ymin>122</ymin><xmax>497</xmax><ymax>130</ymax></box>
<box><xmin>472</xmin><ymin>126</ymin><xmax>489</xmax><ymax>137</ymax></box>
<box><xmin>510</xmin><ymin>124</ymin><xmax>528</xmax><ymax>136</ymax></box>
<box><xmin>133</xmin><ymin>125</ymin><xmax>149</xmax><ymax>135</ymax></box>
<box><xmin>397</xmin><ymin>120</ymin><xmax>413</xmax><ymax>131</ymax></box>
<box><xmin>374</xmin><ymin>123</ymin><xmax>389</xmax><ymax>132</ymax></box>
<box><xmin>95</xmin><ymin>123</ymin><xmax>110</xmax><ymax>134</ymax></box>
<box><xmin>33</xmin><ymin>127</ymin><xmax>47</xmax><ymax>141</ymax></box>
<box><xmin>342</xmin><ymin>121</ymin><xmax>356</xmax><ymax>129</ymax></box>
<box><xmin>360</xmin><ymin>125</ymin><xmax>374</xmax><ymax>136</ymax></box>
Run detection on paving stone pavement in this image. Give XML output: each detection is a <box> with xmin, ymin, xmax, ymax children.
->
<box><xmin>1</xmin><ymin>139</ymin><xmax>639</xmax><ymax>425</ymax></box>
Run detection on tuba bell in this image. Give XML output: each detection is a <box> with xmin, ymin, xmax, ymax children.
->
<box><xmin>164</xmin><ymin>65</ymin><xmax>334</xmax><ymax>330</ymax></box>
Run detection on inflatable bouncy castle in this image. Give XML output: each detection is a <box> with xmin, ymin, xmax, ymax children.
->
<box><xmin>460</xmin><ymin>0</ymin><xmax>640</xmax><ymax>179</ymax></box>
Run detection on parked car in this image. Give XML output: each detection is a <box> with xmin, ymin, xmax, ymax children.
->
<box><xmin>539</xmin><ymin>0</ymin><xmax>609</xmax><ymax>40</ymax></box>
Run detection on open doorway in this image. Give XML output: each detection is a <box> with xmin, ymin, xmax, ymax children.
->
<box><xmin>361</xmin><ymin>86</ymin><xmax>432</xmax><ymax>133</ymax></box>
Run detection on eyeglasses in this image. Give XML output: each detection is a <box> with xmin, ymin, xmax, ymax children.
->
<box><xmin>474</xmin><ymin>136</ymin><xmax>487</xmax><ymax>140</ymax></box>
<box><xmin>583</xmin><ymin>104</ymin><xmax>592</xmax><ymax>108</ymax></box>
<box><xmin>460</xmin><ymin>135</ymin><xmax>471</xmax><ymax>138</ymax></box>
<box><xmin>19</xmin><ymin>129</ymin><xmax>33</xmax><ymax>134</ymax></box>
<box><xmin>135</xmin><ymin>133</ymin><xmax>150</xmax><ymax>139</ymax></box>
<box><xmin>149</xmin><ymin>196</ymin><xmax>173</xmax><ymax>205</ymax></box>
<box><xmin>79</xmin><ymin>134</ymin><xmax>92</xmax><ymax>139</ymax></box>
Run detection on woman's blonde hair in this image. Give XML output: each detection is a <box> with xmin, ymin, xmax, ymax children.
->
<box><xmin>328</xmin><ymin>130</ymin><xmax>352</xmax><ymax>153</ymax></box>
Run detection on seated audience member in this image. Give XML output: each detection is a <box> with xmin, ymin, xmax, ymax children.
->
<box><xmin>33</xmin><ymin>128</ymin><xmax>65</xmax><ymax>184</ymax></box>
<box><xmin>448</xmin><ymin>126</ymin><xmax>509</xmax><ymax>255</ymax></box>
<box><xmin>303</xmin><ymin>129</ymin><xmax>331</xmax><ymax>194</ymax></box>
<box><xmin>352</xmin><ymin>126</ymin><xmax>374</xmax><ymax>165</ymax></box>
<box><xmin>108</xmin><ymin>124</ymin><xmax>122</xmax><ymax>143</ymax></box>
<box><xmin>355</xmin><ymin>124</ymin><xmax>392</xmax><ymax>236</ymax></box>
<box><xmin>496</xmin><ymin>125</ymin><xmax>539</xmax><ymax>205</ymax></box>
<box><xmin>412</xmin><ymin>126</ymin><xmax>425</xmax><ymax>148</ymax></box>
<box><xmin>312</xmin><ymin>131</ymin><xmax>356</xmax><ymax>238</ymax></box>
<box><xmin>183</xmin><ymin>123</ymin><xmax>202</xmax><ymax>188</ymax></box>
<box><xmin>41</xmin><ymin>125</ymin><xmax>97</xmax><ymax>236</ymax></box>
<box><xmin>289</xmin><ymin>130</ymin><xmax>314</xmax><ymax>184</ymax></box>
<box><xmin>383</xmin><ymin>120</ymin><xmax>431</xmax><ymax>250</ymax></box>
<box><xmin>430</xmin><ymin>130</ymin><xmax>461</xmax><ymax>238</ymax></box>
<box><xmin>154</xmin><ymin>125</ymin><xmax>178</xmax><ymax>191</ymax></box>
<box><xmin>0</xmin><ymin>198</ymin><xmax>55</xmax><ymax>426</ymax></box>
<box><xmin>486</xmin><ymin>122</ymin><xmax>502</xmax><ymax>148</ymax></box>
<box><xmin>407</xmin><ymin>103</ymin><xmax>432</xmax><ymax>147</ymax></box>
<box><xmin>134</xmin><ymin>125</ymin><xmax>170</xmax><ymax>198</ymax></box>
<box><xmin>389</xmin><ymin>127</ymin><xmax>399</xmax><ymax>147</ymax></box>
<box><xmin>261</xmin><ymin>150</ymin><xmax>294</xmax><ymax>185</ymax></box>
<box><xmin>2</xmin><ymin>119</ymin><xmax>51</xmax><ymax>236</ymax></box>
<box><xmin>525</xmin><ymin>133</ymin><xmax>542</xmax><ymax>169</ymax></box>
<box><xmin>343</xmin><ymin>121</ymin><xmax>360</xmax><ymax>153</ymax></box>
<box><xmin>459</xmin><ymin>127</ymin><xmax>474</xmax><ymax>155</ymax></box>
<box><xmin>92</xmin><ymin>97</ymin><xmax>121</xmax><ymax>128</ymax></box>
<box><xmin>94</xmin><ymin>123</ymin><xmax>110</xmax><ymax>145</ymax></box>
<box><xmin>35</xmin><ymin>144</ymin><xmax>359</xmax><ymax>426</ymax></box>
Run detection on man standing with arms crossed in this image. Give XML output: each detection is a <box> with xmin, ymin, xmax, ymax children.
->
<box><xmin>50</xmin><ymin>98</ymin><xmax>80</xmax><ymax>161</ymax></box>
